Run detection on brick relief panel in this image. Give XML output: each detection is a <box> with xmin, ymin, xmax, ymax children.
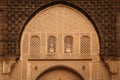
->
<box><xmin>6</xmin><ymin>0</ymin><xmax>115</xmax><ymax>57</ymax></box>
<box><xmin>115</xmin><ymin>12</ymin><xmax>120</xmax><ymax>56</ymax></box>
<box><xmin>0</xmin><ymin>10</ymin><xmax>6</xmax><ymax>56</ymax></box>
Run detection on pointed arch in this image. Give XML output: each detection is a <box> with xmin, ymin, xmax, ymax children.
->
<box><xmin>20</xmin><ymin>1</ymin><xmax>101</xmax><ymax>51</ymax></box>
<box><xmin>64</xmin><ymin>35</ymin><xmax>73</xmax><ymax>53</ymax></box>
<box><xmin>20</xmin><ymin>2</ymin><xmax>100</xmax><ymax>56</ymax></box>
<box><xmin>30</xmin><ymin>36</ymin><xmax>40</xmax><ymax>54</ymax></box>
<box><xmin>47</xmin><ymin>35</ymin><xmax>56</xmax><ymax>53</ymax></box>
<box><xmin>80</xmin><ymin>35</ymin><xmax>90</xmax><ymax>54</ymax></box>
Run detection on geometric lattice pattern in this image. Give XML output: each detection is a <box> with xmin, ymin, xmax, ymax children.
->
<box><xmin>80</xmin><ymin>35</ymin><xmax>90</xmax><ymax>54</ymax></box>
<box><xmin>30</xmin><ymin>36</ymin><xmax>40</xmax><ymax>54</ymax></box>
<box><xmin>0</xmin><ymin>11</ymin><xmax>5</xmax><ymax>56</ymax></box>
<box><xmin>5</xmin><ymin>0</ymin><xmax>116</xmax><ymax>58</ymax></box>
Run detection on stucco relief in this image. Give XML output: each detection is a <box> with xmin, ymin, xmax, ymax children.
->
<box><xmin>48</xmin><ymin>36</ymin><xmax>56</xmax><ymax>53</ymax></box>
<box><xmin>64</xmin><ymin>36</ymin><xmax>73</xmax><ymax>53</ymax></box>
<box><xmin>30</xmin><ymin>36</ymin><xmax>40</xmax><ymax>54</ymax></box>
<box><xmin>21</xmin><ymin>5</ymin><xmax>99</xmax><ymax>56</ymax></box>
<box><xmin>37</xmin><ymin>69</ymin><xmax>82</xmax><ymax>80</ymax></box>
<box><xmin>19</xmin><ymin>4</ymin><xmax>111</xmax><ymax>80</ymax></box>
<box><xmin>2</xmin><ymin>59</ymin><xmax>16</xmax><ymax>74</ymax></box>
<box><xmin>80</xmin><ymin>35</ymin><xmax>90</xmax><ymax>54</ymax></box>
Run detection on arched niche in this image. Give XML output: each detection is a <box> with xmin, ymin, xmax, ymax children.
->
<box><xmin>30</xmin><ymin>36</ymin><xmax>40</xmax><ymax>54</ymax></box>
<box><xmin>21</xmin><ymin>4</ymin><xmax>100</xmax><ymax>56</ymax></box>
<box><xmin>47</xmin><ymin>35</ymin><xmax>56</xmax><ymax>53</ymax></box>
<box><xmin>80</xmin><ymin>35</ymin><xmax>90</xmax><ymax>54</ymax></box>
<box><xmin>64</xmin><ymin>35</ymin><xmax>73</xmax><ymax>53</ymax></box>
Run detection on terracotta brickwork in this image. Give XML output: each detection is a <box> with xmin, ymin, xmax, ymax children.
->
<box><xmin>0</xmin><ymin>0</ymin><xmax>120</xmax><ymax>80</ymax></box>
<box><xmin>0</xmin><ymin>0</ymin><xmax>6</xmax><ymax>56</ymax></box>
<box><xmin>5</xmin><ymin>0</ymin><xmax>115</xmax><ymax>58</ymax></box>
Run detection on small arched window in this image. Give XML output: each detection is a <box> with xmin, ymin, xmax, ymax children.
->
<box><xmin>48</xmin><ymin>36</ymin><xmax>56</xmax><ymax>53</ymax></box>
<box><xmin>64</xmin><ymin>36</ymin><xmax>73</xmax><ymax>53</ymax></box>
<box><xmin>30</xmin><ymin>36</ymin><xmax>40</xmax><ymax>54</ymax></box>
<box><xmin>80</xmin><ymin>35</ymin><xmax>90</xmax><ymax>54</ymax></box>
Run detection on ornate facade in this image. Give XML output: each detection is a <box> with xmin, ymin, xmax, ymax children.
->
<box><xmin>0</xmin><ymin>0</ymin><xmax>120</xmax><ymax>80</ymax></box>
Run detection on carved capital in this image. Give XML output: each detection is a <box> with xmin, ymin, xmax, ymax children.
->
<box><xmin>2</xmin><ymin>59</ymin><xmax>16</xmax><ymax>74</ymax></box>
